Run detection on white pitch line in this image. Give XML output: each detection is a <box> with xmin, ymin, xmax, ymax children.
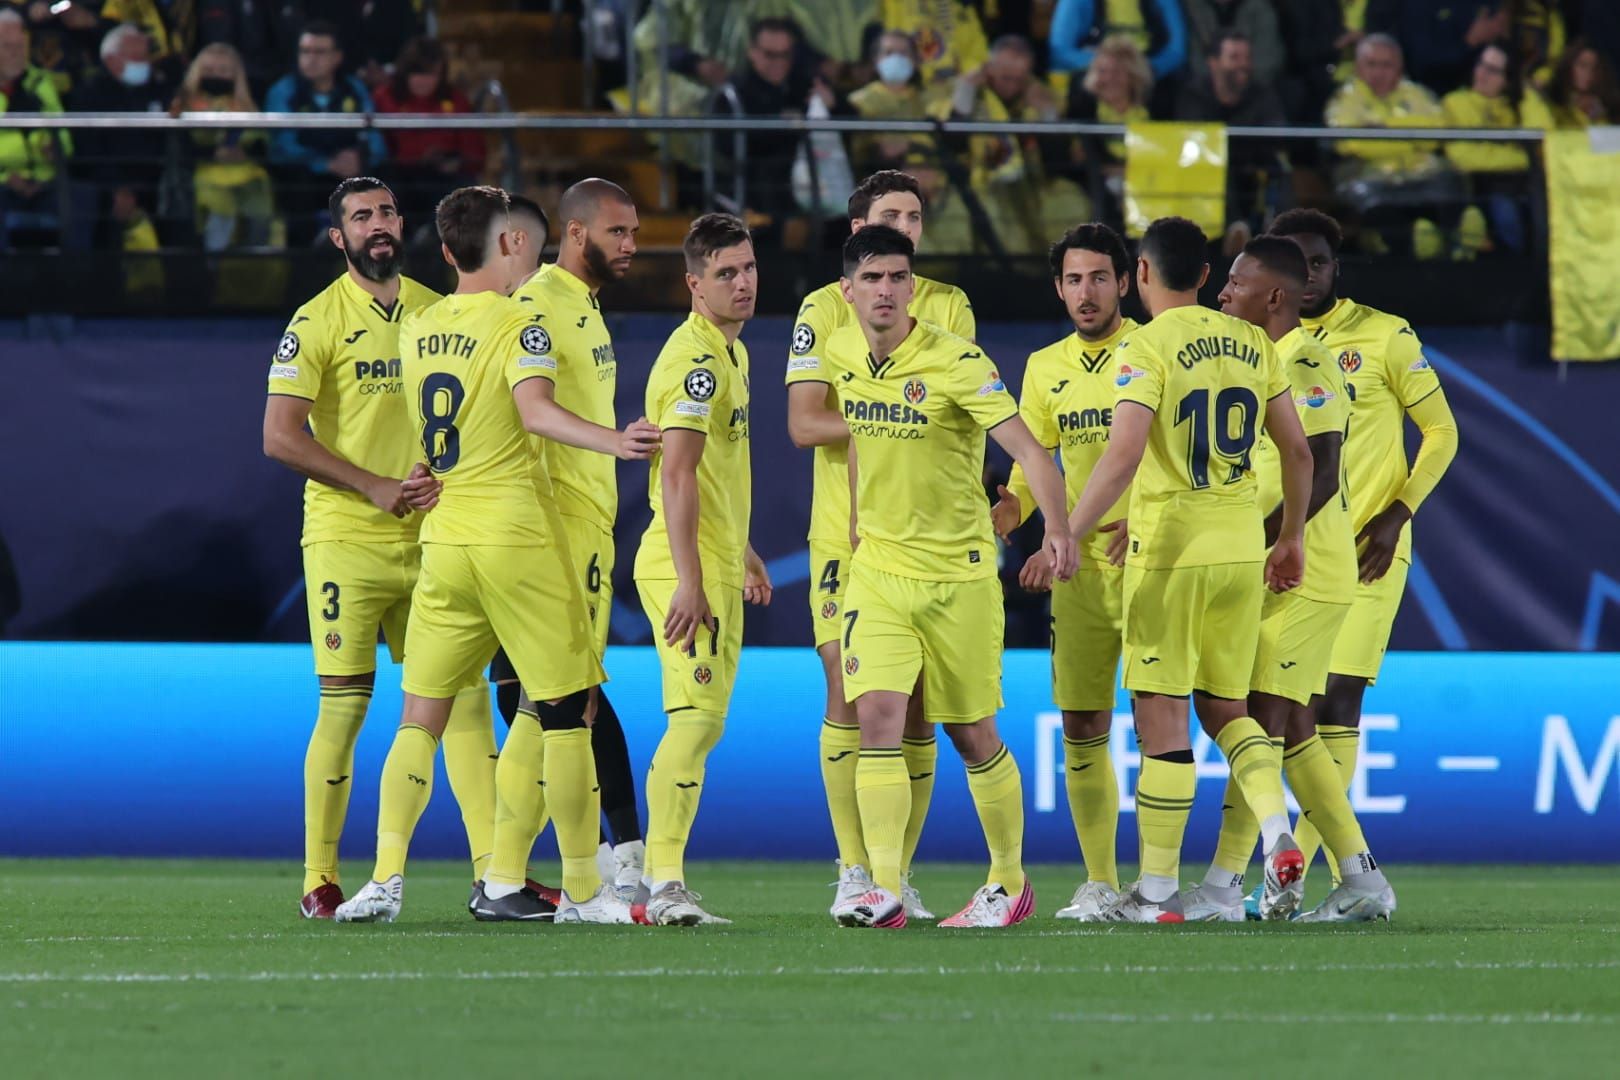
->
<box><xmin>2</xmin><ymin>959</ymin><xmax>1616</xmax><ymax>985</ymax></box>
<box><xmin>1437</xmin><ymin>756</ymin><xmax>1502</xmax><ymax>771</ymax></box>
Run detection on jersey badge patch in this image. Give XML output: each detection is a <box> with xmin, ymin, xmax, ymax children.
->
<box><xmin>791</xmin><ymin>323</ymin><xmax>816</xmax><ymax>355</ymax></box>
<box><xmin>1338</xmin><ymin>349</ymin><xmax>1362</xmax><ymax>374</ymax></box>
<box><xmin>520</xmin><ymin>325</ymin><xmax>551</xmax><ymax>355</ymax></box>
<box><xmin>684</xmin><ymin>369</ymin><xmax>717</xmax><ymax>401</ymax></box>
<box><xmin>277</xmin><ymin>332</ymin><xmax>300</xmax><ymax>360</ymax></box>
<box><xmin>903</xmin><ymin>378</ymin><xmax>928</xmax><ymax>405</ymax></box>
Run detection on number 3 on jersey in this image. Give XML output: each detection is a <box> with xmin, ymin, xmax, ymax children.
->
<box><xmin>1174</xmin><ymin>387</ymin><xmax>1258</xmax><ymax>487</ymax></box>
<box><xmin>420</xmin><ymin>372</ymin><xmax>465</xmax><ymax>472</ymax></box>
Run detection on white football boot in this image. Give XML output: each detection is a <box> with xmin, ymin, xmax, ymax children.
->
<box><xmin>1181</xmin><ymin>884</ymin><xmax>1246</xmax><ymax>923</ymax></box>
<box><xmin>829</xmin><ymin>862</ymin><xmax>876</xmax><ymax>919</ymax></box>
<box><xmin>333</xmin><ymin>875</ymin><xmax>403</xmax><ymax>923</ymax></box>
<box><xmin>938</xmin><ymin>879</ymin><xmax>1035</xmax><ymax>928</ymax></box>
<box><xmin>831</xmin><ymin>885</ymin><xmax>906</xmax><ymax>929</ymax></box>
<box><xmin>1054</xmin><ymin>880</ymin><xmax>1120</xmax><ymax>921</ymax></box>
<box><xmin>1101</xmin><ymin>883</ymin><xmax>1185</xmax><ymax>924</ymax></box>
<box><xmin>1295</xmin><ymin>878</ymin><xmax>1397</xmax><ymax>923</ymax></box>
<box><xmin>555</xmin><ymin>883</ymin><xmax>635</xmax><ymax>924</ymax></box>
<box><xmin>1260</xmin><ymin>835</ymin><xmax>1306</xmax><ymax>921</ymax></box>
<box><xmin>900</xmin><ymin>871</ymin><xmax>936</xmax><ymax>920</ymax></box>
<box><xmin>611</xmin><ymin>840</ymin><xmax>645</xmax><ymax>905</ymax></box>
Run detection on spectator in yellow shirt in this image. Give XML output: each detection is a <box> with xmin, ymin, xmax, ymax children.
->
<box><xmin>1521</xmin><ymin>39</ymin><xmax>1620</xmax><ymax>129</ymax></box>
<box><xmin>1442</xmin><ymin>41</ymin><xmax>1531</xmax><ymax>253</ymax></box>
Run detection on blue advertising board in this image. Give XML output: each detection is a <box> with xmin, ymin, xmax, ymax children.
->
<box><xmin>2</xmin><ymin>644</ymin><xmax>1614</xmax><ymax>863</ymax></box>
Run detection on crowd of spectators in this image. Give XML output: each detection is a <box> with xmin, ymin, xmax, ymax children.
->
<box><xmin>626</xmin><ymin>0</ymin><xmax>1620</xmax><ymax>257</ymax></box>
<box><xmin>3</xmin><ymin>1</ymin><xmax>1620</xmax><ymax>257</ymax></box>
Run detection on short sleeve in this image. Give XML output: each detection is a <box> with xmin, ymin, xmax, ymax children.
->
<box><xmin>267</xmin><ymin>308</ymin><xmax>325</xmax><ymax>400</ymax></box>
<box><xmin>503</xmin><ymin>312</ymin><xmax>559</xmax><ymax>389</ymax></box>
<box><xmin>1017</xmin><ymin>355</ymin><xmax>1059</xmax><ymax>449</ymax></box>
<box><xmin>1385</xmin><ymin>323</ymin><xmax>1442</xmax><ymax>408</ymax></box>
<box><xmin>1261</xmin><ymin>334</ymin><xmax>1289</xmax><ymax>402</ymax></box>
<box><xmin>1292</xmin><ymin>365</ymin><xmax>1348</xmax><ymax>438</ymax></box>
<box><xmin>949</xmin><ymin>290</ymin><xmax>977</xmax><ymax>342</ymax></box>
<box><xmin>1112</xmin><ymin>334</ymin><xmax>1164</xmax><ymax>412</ymax></box>
<box><xmin>785</xmin><ymin>291</ymin><xmax>840</xmax><ymax>385</ymax></box>
<box><xmin>656</xmin><ymin>353</ymin><xmax>725</xmax><ymax>435</ymax></box>
<box><xmin>948</xmin><ymin>346</ymin><xmax>1019</xmax><ymax>430</ymax></box>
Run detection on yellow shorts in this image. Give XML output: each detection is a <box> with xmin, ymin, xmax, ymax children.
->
<box><xmin>1250</xmin><ymin>590</ymin><xmax>1352</xmax><ymax>706</ymax></box>
<box><xmin>1122</xmin><ymin>562</ymin><xmax>1263</xmax><ymax>700</ymax></box>
<box><xmin>302</xmin><ymin>540</ymin><xmax>418</xmax><ymax>677</ymax></box>
<box><xmin>1328</xmin><ymin>557</ymin><xmax>1410</xmax><ymax>683</ymax></box>
<box><xmin>488</xmin><ymin>514</ymin><xmax>614</xmax><ymax>682</ymax></box>
<box><xmin>1050</xmin><ymin>566</ymin><xmax>1125</xmax><ymax>712</ymax></box>
<box><xmin>636</xmin><ymin>577</ymin><xmax>744</xmax><ymax>715</ymax></box>
<box><xmin>808</xmin><ymin>540</ymin><xmax>854</xmax><ymax>650</ymax></box>
<box><xmin>841</xmin><ymin>562</ymin><xmax>1004</xmax><ymax>724</ymax></box>
<box><xmin>402</xmin><ymin>542</ymin><xmax>603</xmax><ymax>701</ymax></box>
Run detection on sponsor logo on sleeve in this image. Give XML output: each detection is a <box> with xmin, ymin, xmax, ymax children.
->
<box><xmin>1297</xmin><ymin>386</ymin><xmax>1335</xmax><ymax>409</ymax></box>
<box><xmin>1115</xmin><ymin>364</ymin><xmax>1146</xmax><ymax>387</ymax></box>
<box><xmin>270</xmin><ymin>364</ymin><xmax>300</xmax><ymax>381</ymax></box>
<box><xmin>1410</xmin><ymin>355</ymin><xmax>1432</xmax><ymax>371</ymax></box>
<box><xmin>674</xmin><ymin>401</ymin><xmax>712</xmax><ymax>418</ymax></box>
<box><xmin>977</xmin><ymin>371</ymin><xmax>1006</xmax><ymax>396</ymax></box>
<box><xmin>518</xmin><ymin>355</ymin><xmax>558</xmax><ymax>370</ymax></box>
<box><xmin>787</xmin><ymin>355</ymin><xmax>821</xmax><ymax>373</ymax></box>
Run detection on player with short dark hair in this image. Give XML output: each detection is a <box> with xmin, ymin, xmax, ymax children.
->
<box><xmin>630</xmin><ymin>213</ymin><xmax>772</xmax><ymax>926</ymax></box>
<box><xmin>992</xmin><ymin>221</ymin><xmax>1137</xmax><ymax>921</ymax></box>
<box><xmin>1167</xmin><ymin>235</ymin><xmax>1397</xmax><ymax>923</ymax></box>
<box><xmin>786</xmin><ymin>170</ymin><xmax>975</xmax><ymax>921</ymax></box>
<box><xmin>265</xmin><ymin>176</ymin><xmax>496</xmax><ymax>920</ymax></box>
<box><xmin>1057</xmin><ymin>216</ymin><xmax>1316</xmax><ymax>923</ymax></box>
<box><xmin>825</xmin><ymin>225</ymin><xmax>1077</xmax><ymax>929</ymax></box>
<box><xmin>334</xmin><ymin>185</ymin><xmax>617</xmax><ymax>925</ymax></box>
<box><xmin>1267</xmin><ymin>209</ymin><xmax>1458</xmax><ymax>909</ymax></box>
<box><xmin>483</xmin><ymin>178</ymin><xmax>658</xmax><ymax>905</ymax></box>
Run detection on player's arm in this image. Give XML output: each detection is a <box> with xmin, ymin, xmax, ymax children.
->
<box><xmin>262</xmin><ymin>394</ymin><xmax>407</xmax><ymax>517</ymax></box>
<box><xmin>846</xmin><ymin>439</ymin><xmax>860</xmax><ymax>551</ymax></box>
<box><xmin>1263</xmin><ymin>430</ymin><xmax>1342</xmax><ymax>548</ymax></box>
<box><xmin>786</xmin><ymin>382</ymin><xmax>849</xmax><ymax>448</ymax></box>
<box><xmin>992</xmin><ymin>371</ymin><xmax>1052</xmax><ymax>538</ymax></box>
<box><xmin>1263</xmin><ymin>390</ymin><xmax>1314</xmax><ymax>592</ymax></box>
<box><xmin>991</xmin><ymin>416</ymin><xmax>1078</xmax><ymax>582</ymax></box>
<box><xmin>743</xmin><ymin>543</ymin><xmax>772</xmax><ymax>606</ymax></box>
<box><xmin>1066</xmin><ymin>401</ymin><xmax>1147</xmax><ymax>542</ymax></box>
<box><xmin>1357</xmin><ymin>334</ymin><xmax>1459</xmax><ymax>582</ymax></box>
<box><xmin>512</xmin><ymin>377</ymin><xmax>660</xmax><ymax>459</ymax></box>
<box><xmin>659</xmin><ymin>428</ymin><xmax>714</xmax><ymax>649</ymax></box>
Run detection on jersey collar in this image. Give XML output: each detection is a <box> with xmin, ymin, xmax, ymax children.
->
<box><xmin>1067</xmin><ymin>316</ymin><xmax>1136</xmax><ymax>372</ymax></box>
<box><xmin>541</xmin><ymin>262</ymin><xmax>598</xmax><ymax>307</ymax></box>
<box><xmin>684</xmin><ymin>310</ymin><xmax>736</xmax><ymax>364</ymax></box>
<box><xmin>339</xmin><ymin>271</ymin><xmax>404</xmax><ymax>322</ymax></box>
<box><xmin>1302</xmin><ymin>296</ymin><xmax>1352</xmax><ymax>337</ymax></box>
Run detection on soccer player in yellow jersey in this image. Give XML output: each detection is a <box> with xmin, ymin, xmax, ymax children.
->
<box><xmin>631</xmin><ymin>214</ymin><xmax>772</xmax><ymax>927</ymax></box>
<box><xmin>1060</xmin><ymin>217</ymin><xmax>1316</xmax><ymax>924</ymax></box>
<box><xmin>989</xmin><ymin>223</ymin><xmax>1136</xmax><ymax>921</ymax></box>
<box><xmin>334</xmin><ymin>186</ymin><xmax>611</xmax><ymax>924</ymax></box>
<box><xmin>786</xmin><ymin>170</ymin><xmax>974</xmax><ymax>919</ymax></box>
<box><xmin>826</xmin><ymin>225</ymin><xmax>1078</xmax><ymax>930</ymax></box>
<box><xmin>485</xmin><ymin>183</ymin><xmax>657</xmax><ymax>905</ymax></box>
<box><xmin>1174</xmin><ymin>237</ymin><xmax>1396</xmax><ymax>923</ymax></box>
<box><xmin>1269</xmin><ymin>209</ymin><xmax>1458</xmax><ymax>892</ymax></box>
<box><xmin>263</xmin><ymin>177</ymin><xmax>496</xmax><ymax>920</ymax></box>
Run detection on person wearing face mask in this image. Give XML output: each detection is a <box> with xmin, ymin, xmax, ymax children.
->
<box><xmin>848</xmin><ymin>31</ymin><xmax>945</xmax><ymax>174</ymax></box>
<box><xmin>172</xmin><ymin>42</ymin><xmax>273</xmax><ymax>251</ymax></box>
<box><xmin>70</xmin><ymin>23</ymin><xmax>173</xmax><ymax>248</ymax></box>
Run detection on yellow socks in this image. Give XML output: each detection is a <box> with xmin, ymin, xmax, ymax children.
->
<box><xmin>440</xmin><ymin>686</ymin><xmax>497</xmax><ymax>881</ymax></box>
<box><xmin>855</xmin><ymin>747</ymin><xmax>909</xmax><ymax>896</ymax></box>
<box><xmin>900</xmin><ymin>734</ymin><xmax>937</xmax><ymax>874</ymax></box>
<box><xmin>1215</xmin><ymin>718</ymin><xmax>1290</xmax><ymax>852</ymax></box>
<box><xmin>372</xmin><ymin>723</ymin><xmax>439</xmax><ymax>882</ymax></box>
<box><xmin>486</xmin><ymin>708</ymin><xmax>547</xmax><ymax>889</ymax></box>
<box><xmin>543</xmin><ymin>728</ymin><xmax>601</xmax><ymax>901</ymax></box>
<box><xmin>303</xmin><ymin>684</ymin><xmax>371</xmax><ymax>894</ymax></box>
<box><xmin>1206</xmin><ymin>738</ymin><xmax>1281</xmax><ymax>888</ymax></box>
<box><xmin>1295</xmin><ymin>724</ymin><xmax>1360</xmax><ymax>882</ymax></box>
<box><xmin>1062</xmin><ymin>732</ymin><xmax>1118</xmax><ymax>889</ymax></box>
<box><xmin>1136</xmin><ymin>753</ymin><xmax>1195</xmax><ymax>895</ymax></box>
<box><xmin>964</xmin><ymin>744</ymin><xmax>1025</xmax><ymax>892</ymax></box>
<box><xmin>1285</xmin><ymin>734</ymin><xmax>1374</xmax><ymax>883</ymax></box>
<box><xmin>819</xmin><ymin>719</ymin><xmax>867</xmax><ymax>868</ymax></box>
<box><xmin>644</xmin><ymin>709</ymin><xmax>725</xmax><ymax>884</ymax></box>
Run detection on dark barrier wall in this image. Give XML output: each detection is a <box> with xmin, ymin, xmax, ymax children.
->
<box><xmin>1</xmin><ymin>316</ymin><xmax>1618</xmax><ymax>651</ymax></box>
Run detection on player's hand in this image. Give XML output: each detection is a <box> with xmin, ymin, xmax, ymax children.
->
<box><xmin>1019</xmin><ymin>550</ymin><xmax>1055</xmax><ymax>592</ymax></box>
<box><xmin>1043</xmin><ymin>522</ymin><xmax>1079</xmax><ymax>583</ymax></box>
<box><xmin>1265</xmin><ymin>534</ymin><xmax>1305</xmax><ymax>593</ymax></box>
<box><xmin>616</xmin><ymin>417</ymin><xmax>661</xmax><ymax>461</ymax></box>
<box><xmin>990</xmin><ymin>484</ymin><xmax>1022</xmax><ymax>541</ymax></box>
<box><xmin>366</xmin><ymin>476</ymin><xmax>410</xmax><ymax>518</ymax></box>
<box><xmin>665</xmin><ymin>578</ymin><xmax>715</xmax><ymax>652</ymax></box>
<box><xmin>743</xmin><ymin>548</ymin><xmax>773</xmax><ymax>606</ymax></box>
<box><xmin>1356</xmin><ymin>501</ymin><xmax>1411</xmax><ymax>583</ymax></box>
<box><xmin>1100</xmin><ymin>518</ymin><xmax>1129</xmax><ymax>567</ymax></box>
<box><xmin>401</xmin><ymin>462</ymin><xmax>441</xmax><ymax>512</ymax></box>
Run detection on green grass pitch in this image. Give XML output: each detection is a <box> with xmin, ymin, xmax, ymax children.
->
<box><xmin>3</xmin><ymin>860</ymin><xmax>1615</xmax><ymax>1078</ymax></box>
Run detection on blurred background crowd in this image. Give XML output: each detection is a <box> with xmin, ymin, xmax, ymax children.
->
<box><xmin>2</xmin><ymin>0</ymin><xmax>1616</xmax><ymax>262</ymax></box>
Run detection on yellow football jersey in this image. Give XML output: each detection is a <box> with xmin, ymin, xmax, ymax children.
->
<box><xmin>825</xmin><ymin>319</ymin><xmax>1015</xmax><ymax>582</ymax></box>
<box><xmin>786</xmin><ymin>274</ymin><xmax>975</xmax><ymax>544</ymax></box>
<box><xmin>1113</xmin><ymin>305</ymin><xmax>1288</xmax><ymax>570</ymax></box>
<box><xmin>1010</xmin><ymin>317</ymin><xmax>1139</xmax><ymax>563</ymax></box>
<box><xmin>399</xmin><ymin>290</ymin><xmax>559</xmax><ymax>546</ymax></box>
<box><xmin>511</xmin><ymin>263</ymin><xmax>619</xmax><ymax>532</ymax></box>
<box><xmin>1253</xmin><ymin>327</ymin><xmax>1357</xmax><ymax>604</ymax></box>
<box><xmin>633</xmin><ymin>312</ymin><xmax>752</xmax><ymax>588</ymax></box>
<box><xmin>1302</xmin><ymin>297</ymin><xmax>1443</xmax><ymax>562</ymax></box>
<box><xmin>266</xmin><ymin>273</ymin><xmax>441</xmax><ymax>545</ymax></box>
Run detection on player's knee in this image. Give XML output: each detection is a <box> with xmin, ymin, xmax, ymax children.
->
<box><xmin>669</xmin><ymin>709</ymin><xmax>725</xmax><ymax>754</ymax></box>
<box><xmin>901</xmin><ymin>710</ymin><xmax>935</xmax><ymax>741</ymax></box>
<box><xmin>943</xmin><ymin>717</ymin><xmax>998</xmax><ymax>762</ymax></box>
<box><xmin>1283</xmin><ymin>707</ymin><xmax>1316</xmax><ymax>747</ymax></box>
<box><xmin>1062</xmin><ymin>709</ymin><xmax>1112</xmax><ymax>740</ymax></box>
<box><xmin>1321</xmin><ymin>675</ymin><xmax>1368</xmax><ymax>728</ymax></box>
<box><xmin>534</xmin><ymin>689</ymin><xmax>592</xmax><ymax>731</ymax></box>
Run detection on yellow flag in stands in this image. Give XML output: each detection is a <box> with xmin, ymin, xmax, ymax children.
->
<box><xmin>1123</xmin><ymin>122</ymin><xmax>1228</xmax><ymax>239</ymax></box>
<box><xmin>1547</xmin><ymin>129</ymin><xmax>1620</xmax><ymax>362</ymax></box>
